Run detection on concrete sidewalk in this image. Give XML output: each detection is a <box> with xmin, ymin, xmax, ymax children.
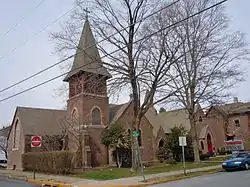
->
<box><xmin>0</xmin><ymin>165</ymin><xmax>221</xmax><ymax>186</ymax></box>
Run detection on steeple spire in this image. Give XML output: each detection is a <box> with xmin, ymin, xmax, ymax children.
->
<box><xmin>84</xmin><ymin>7</ymin><xmax>90</xmax><ymax>20</ymax></box>
<box><xmin>63</xmin><ymin>16</ymin><xmax>111</xmax><ymax>82</ymax></box>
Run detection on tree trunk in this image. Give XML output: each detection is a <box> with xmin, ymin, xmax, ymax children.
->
<box><xmin>116</xmin><ymin>149</ymin><xmax>122</xmax><ymax>168</ymax></box>
<box><xmin>131</xmin><ymin>117</ymin><xmax>141</xmax><ymax>172</ymax></box>
<box><xmin>190</xmin><ymin>114</ymin><xmax>200</xmax><ymax>163</ymax></box>
<box><xmin>131</xmin><ymin>136</ymin><xmax>140</xmax><ymax>172</ymax></box>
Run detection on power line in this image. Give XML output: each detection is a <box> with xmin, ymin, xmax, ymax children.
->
<box><xmin>0</xmin><ymin>4</ymin><xmax>77</xmax><ymax>61</ymax></box>
<box><xmin>0</xmin><ymin>0</ymin><xmax>228</xmax><ymax>103</ymax></box>
<box><xmin>3</xmin><ymin>0</ymin><xmax>45</xmax><ymax>36</ymax></box>
<box><xmin>0</xmin><ymin>0</ymin><xmax>180</xmax><ymax>93</ymax></box>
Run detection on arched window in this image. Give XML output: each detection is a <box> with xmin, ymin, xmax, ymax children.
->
<box><xmin>138</xmin><ymin>129</ymin><xmax>142</xmax><ymax>147</ymax></box>
<box><xmin>199</xmin><ymin>116</ymin><xmax>203</xmax><ymax>122</ymax></box>
<box><xmin>92</xmin><ymin>107</ymin><xmax>101</xmax><ymax>125</ymax></box>
<box><xmin>72</xmin><ymin>109</ymin><xmax>79</xmax><ymax>124</ymax></box>
<box><xmin>158</xmin><ymin>139</ymin><xmax>164</xmax><ymax>148</ymax></box>
<box><xmin>13</xmin><ymin>119</ymin><xmax>20</xmax><ymax>148</ymax></box>
<box><xmin>127</xmin><ymin>129</ymin><xmax>131</xmax><ymax>136</ymax></box>
<box><xmin>201</xmin><ymin>141</ymin><xmax>204</xmax><ymax>150</ymax></box>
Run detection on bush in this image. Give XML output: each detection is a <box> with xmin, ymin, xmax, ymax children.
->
<box><xmin>22</xmin><ymin>151</ymin><xmax>74</xmax><ymax>174</ymax></box>
<box><xmin>156</xmin><ymin>147</ymin><xmax>172</xmax><ymax>163</ymax></box>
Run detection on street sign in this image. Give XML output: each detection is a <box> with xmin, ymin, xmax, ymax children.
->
<box><xmin>179</xmin><ymin>136</ymin><xmax>187</xmax><ymax>175</ymax></box>
<box><xmin>31</xmin><ymin>136</ymin><xmax>42</xmax><ymax>147</ymax></box>
<box><xmin>132</xmin><ymin>130</ymin><xmax>140</xmax><ymax>137</ymax></box>
<box><xmin>179</xmin><ymin>136</ymin><xmax>187</xmax><ymax>146</ymax></box>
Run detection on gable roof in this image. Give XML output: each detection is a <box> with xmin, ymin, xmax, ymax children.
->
<box><xmin>158</xmin><ymin>108</ymin><xmax>190</xmax><ymax>133</ymax></box>
<box><xmin>110</xmin><ymin>100</ymin><xmax>132</xmax><ymax>123</ymax></box>
<box><xmin>9</xmin><ymin>107</ymin><xmax>67</xmax><ymax>139</ymax></box>
<box><xmin>209</xmin><ymin>102</ymin><xmax>250</xmax><ymax>116</ymax></box>
<box><xmin>144</xmin><ymin>107</ymin><xmax>162</xmax><ymax>136</ymax></box>
<box><xmin>109</xmin><ymin>100</ymin><xmax>162</xmax><ymax>136</ymax></box>
<box><xmin>109</xmin><ymin>104</ymin><xmax>124</xmax><ymax>122</ymax></box>
<box><xmin>64</xmin><ymin>17</ymin><xmax>111</xmax><ymax>81</ymax></box>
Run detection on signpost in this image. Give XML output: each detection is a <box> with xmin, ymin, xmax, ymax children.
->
<box><xmin>31</xmin><ymin>136</ymin><xmax>42</xmax><ymax>148</ymax></box>
<box><xmin>132</xmin><ymin>130</ymin><xmax>145</xmax><ymax>182</ymax></box>
<box><xmin>31</xmin><ymin>135</ymin><xmax>42</xmax><ymax>180</ymax></box>
<box><xmin>179</xmin><ymin>136</ymin><xmax>187</xmax><ymax>175</ymax></box>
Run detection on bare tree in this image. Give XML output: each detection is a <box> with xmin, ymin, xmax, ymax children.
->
<box><xmin>152</xmin><ymin>0</ymin><xmax>249</xmax><ymax>162</ymax></box>
<box><xmin>50</xmin><ymin>0</ymin><xmax>184</xmax><ymax>171</ymax></box>
<box><xmin>61</xmin><ymin>110</ymin><xmax>91</xmax><ymax>169</ymax></box>
<box><xmin>0</xmin><ymin>126</ymin><xmax>10</xmax><ymax>159</ymax></box>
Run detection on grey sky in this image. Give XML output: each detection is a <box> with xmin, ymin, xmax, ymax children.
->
<box><xmin>0</xmin><ymin>0</ymin><xmax>249</xmax><ymax>126</ymax></box>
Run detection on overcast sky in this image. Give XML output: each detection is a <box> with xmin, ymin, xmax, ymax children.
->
<box><xmin>0</xmin><ymin>0</ymin><xmax>249</xmax><ymax>126</ymax></box>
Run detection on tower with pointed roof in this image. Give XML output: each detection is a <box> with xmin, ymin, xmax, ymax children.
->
<box><xmin>64</xmin><ymin>16</ymin><xmax>111</xmax><ymax>167</ymax></box>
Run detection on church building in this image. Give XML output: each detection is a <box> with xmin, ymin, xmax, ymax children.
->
<box><xmin>6</xmin><ymin>17</ymin><xmax>165</xmax><ymax>171</ymax></box>
<box><xmin>6</xmin><ymin>15</ymin><xmax>250</xmax><ymax>172</ymax></box>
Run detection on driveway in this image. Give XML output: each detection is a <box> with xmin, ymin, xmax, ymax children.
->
<box><xmin>149</xmin><ymin>170</ymin><xmax>250</xmax><ymax>187</ymax></box>
<box><xmin>0</xmin><ymin>176</ymin><xmax>40</xmax><ymax>187</ymax></box>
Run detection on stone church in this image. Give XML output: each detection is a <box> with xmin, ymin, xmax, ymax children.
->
<box><xmin>6</xmin><ymin>17</ymin><xmax>165</xmax><ymax>170</ymax></box>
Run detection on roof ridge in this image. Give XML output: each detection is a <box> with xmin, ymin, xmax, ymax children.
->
<box><xmin>17</xmin><ymin>106</ymin><xmax>66</xmax><ymax>112</ymax></box>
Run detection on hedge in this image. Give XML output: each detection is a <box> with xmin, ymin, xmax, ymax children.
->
<box><xmin>22</xmin><ymin>151</ymin><xmax>74</xmax><ymax>174</ymax></box>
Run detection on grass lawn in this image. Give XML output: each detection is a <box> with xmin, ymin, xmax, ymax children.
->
<box><xmin>74</xmin><ymin>162</ymin><xmax>220</xmax><ymax>180</ymax></box>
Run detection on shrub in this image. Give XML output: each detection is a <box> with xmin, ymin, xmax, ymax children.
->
<box><xmin>22</xmin><ymin>151</ymin><xmax>74</xmax><ymax>174</ymax></box>
<box><xmin>156</xmin><ymin>147</ymin><xmax>172</xmax><ymax>163</ymax></box>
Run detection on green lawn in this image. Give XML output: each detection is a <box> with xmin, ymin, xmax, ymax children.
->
<box><xmin>75</xmin><ymin>162</ymin><xmax>219</xmax><ymax>180</ymax></box>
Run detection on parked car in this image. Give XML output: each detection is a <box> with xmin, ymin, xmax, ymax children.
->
<box><xmin>222</xmin><ymin>151</ymin><xmax>250</xmax><ymax>171</ymax></box>
<box><xmin>0</xmin><ymin>159</ymin><xmax>7</xmax><ymax>169</ymax></box>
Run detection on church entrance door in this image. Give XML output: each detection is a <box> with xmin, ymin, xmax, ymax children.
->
<box><xmin>207</xmin><ymin>133</ymin><xmax>212</xmax><ymax>153</ymax></box>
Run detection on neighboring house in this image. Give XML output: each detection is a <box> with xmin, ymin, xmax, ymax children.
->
<box><xmin>158</xmin><ymin>97</ymin><xmax>250</xmax><ymax>154</ymax></box>
<box><xmin>204</xmin><ymin>97</ymin><xmax>250</xmax><ymax>151</ymax></box>
<box><xmin>7</xmin><ymin>17</ymin><xmax>165</xmax><ymax>171</ymax></box>
<box><xmin>157</xmin><ymin>104</ymin><xmax>216</xmax><ymax>154</ymax></box>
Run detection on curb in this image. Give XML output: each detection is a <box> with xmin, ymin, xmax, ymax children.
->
<box><xmin>27</xmin><ymin>169</ymin><xmax>220</xmax><ymax>187</ymax></box>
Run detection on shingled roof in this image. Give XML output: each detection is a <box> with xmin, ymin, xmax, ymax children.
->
<box><xmin>64</xmin><ymin>17</ymin><xmax>111</xmax><ymax>81</ymax></box>
<box><xmin>158</xmin><ymin>104</ymin><xmax>203</xmax><ymax>133</ymax></box>
<box><xmin>10</xmin><ymin>107</ymin><xmax>67</xmax><ymax>137</ymax></box>
<box><xmin>109</xmin><ymin>101</ymin><xmax>162</xmax><ymax>136</ymax></box>
<box><xmin>216</xmin><ymin>102</ymin><xmax>250</xmax><ymax>115</ymax></box>
<box><xmin>158</xmin><ymin>108</ymin><xmax>190</xmax><ymax>133</ymax></box>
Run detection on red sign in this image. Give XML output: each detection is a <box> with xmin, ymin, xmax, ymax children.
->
<box><xmin>224</xmin><ymin>140</ymin><xmax>243</xmax><ymax>146</ymax></box>
<box><xmin>31</xmin><ymin>136</ymin><xmax>42</xmax><ymax>147</ymax></box>
<box><xmin>224</xmin><ymin>140</ymin><xmax>244</xmax><ymax>151</ymax></box>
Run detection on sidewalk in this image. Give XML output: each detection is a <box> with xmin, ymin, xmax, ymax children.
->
<box><xmin>0</xmin><ymin>165</ymin><xmax>221</xmax><ymax>186</ymax></box>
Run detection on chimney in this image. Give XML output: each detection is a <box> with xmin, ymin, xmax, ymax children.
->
<box><xmin>233</xmin><ymin>97</ymin><xmax>238</xmax><ymax>103</ymax></box>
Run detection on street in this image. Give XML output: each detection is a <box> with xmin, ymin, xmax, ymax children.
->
<box><xmin>0</xmin><ymin>176</ymin><xmax>40</xmax><ymax>187</ymax></box>
<box><xmin>149</xmin><ymin>170</ymin><xmax>250</xmax><ymax>187</ymax></box>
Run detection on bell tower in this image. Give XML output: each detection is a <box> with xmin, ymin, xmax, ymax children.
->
<box><xmin>63</xmin><ymin>16</ymin><xmax>111</xmax><ymax>166</ymax></box>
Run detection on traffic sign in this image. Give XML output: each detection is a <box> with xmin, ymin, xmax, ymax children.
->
<box><xmin>179</xmin><ymin>136</ymin><xmax>187</xmax><ymax>146</ymax></box>
<box><xmin>132</xmin><ymin>130</ymin><xmax>140</xmax><ymax>137</ymax></box>
<box><xmin>179</xmin><ymin>136</ymin><xmax>187</xmax><ymax>175</ymax></box>
<box><xmin>31</xmin><ymin>136</ymin><xmax>42</xmax><ymax>147</ymax></box>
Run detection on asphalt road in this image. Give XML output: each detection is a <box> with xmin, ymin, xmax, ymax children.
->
<box><xmin>0</xmin><ymin>176</ymin><xmax>40</xmax><ymax>187</ymax></box>
<box><xmin>149</xmin><ymin>170</ymin><xmax>250</xmax><ymax>187</ymax></box>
